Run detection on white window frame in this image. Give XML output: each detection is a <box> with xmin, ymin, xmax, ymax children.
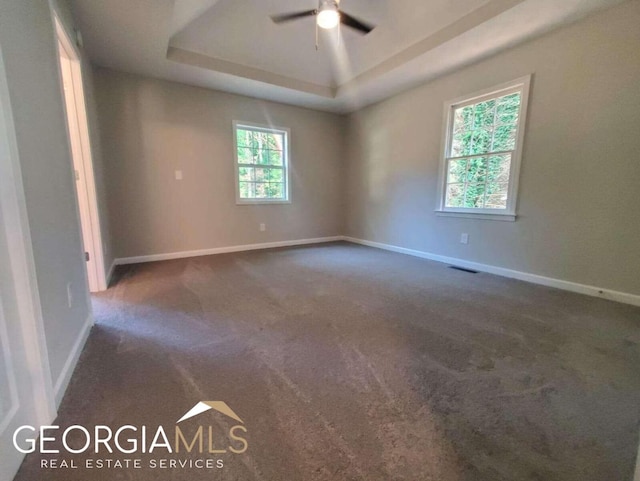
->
<box><xmin>436</xmin><ymin>75</ymin><xmax>531</xmax><ymax>221</ymax></box>
<box><xmin>233</xmin><ymin>121</ymin><xmax>291</xmax><ymax>205</ymax></box>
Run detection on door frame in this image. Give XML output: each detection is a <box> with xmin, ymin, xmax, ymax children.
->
<box><xmin>0</xmin><ymin>38</ymin><xmax>57</xmax><ymax>478</ymax></box>
<box><xmin>635</xmin><ymin>439</ymin><xmax>640</xmax><ymax>481</ymax></box>
<box><xmin>53</xmin><ymin>12</ymin><xmax>107</xmax><ymax>292</ymax></box>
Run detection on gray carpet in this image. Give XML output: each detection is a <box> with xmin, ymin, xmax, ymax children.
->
<box><xmin>14</xmin><ymin>242</ymin><xmax>640</xmax><ymax>480</ymax></box>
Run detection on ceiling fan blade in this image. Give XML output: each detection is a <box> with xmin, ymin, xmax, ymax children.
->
<box><xmin>271</xmin><ymin>10</ymin><xmax>317</xmax><ymax>24</ymax></box>
<box><xmin>340</xmin><ymin>11</ymin><xmax>374</xmax><ymax>34</ymax></box>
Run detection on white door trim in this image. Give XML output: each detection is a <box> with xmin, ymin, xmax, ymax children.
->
<box><xmin>53</xmin><ymin>11</ymin><xmax>107</xmax><ymax>292</ymax></box>
<box><xmin>634</xmin><ymin>437</ymin><xmax>640</xmax><ymax>481</ymax></box>
<box><xmin>0</xmin><ymin>295</ymin><xmax>19</xmax><ymax>435</ymax></box>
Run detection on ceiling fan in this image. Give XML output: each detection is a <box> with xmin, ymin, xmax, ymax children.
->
<box><xmin>271</xmin><ymin>0</ymin><xmax>375</xmax><ymax>35</ymax></box>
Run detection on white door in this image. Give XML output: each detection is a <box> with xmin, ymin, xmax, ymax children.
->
<box><xmin>0</xmin><ymin>43</ymin><xmax>55</xmax><ymax>481</ymax></box>
<box><xmin>0</xmin><ymin>254</ymin><xmax>40</xmax><ymax>481</ymax></box>
<box><xmin>55</xmin><ymin>17</ymin><xmax>106</xmax><ymax>293</ymax></box>
<box><xmin>58</xmin><ymin>44</ymin><xmax>98</xmax><ymax>290</ymax></box>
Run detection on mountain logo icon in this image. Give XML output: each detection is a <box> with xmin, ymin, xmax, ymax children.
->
<box><xmin>177</xmin><ymin>401</ymin><xmax>244</xmax><ymax>424</ymax></box>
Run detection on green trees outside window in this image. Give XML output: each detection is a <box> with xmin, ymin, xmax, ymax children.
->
<box><xmin>445</xmin><ymin>92</ymin><xmax>521</xmax><ymax>209</ymax></box>
<box><xmin>235</xmin><ymin>126</ymin><xmax>288</xmax><ymax>201</ymax></box>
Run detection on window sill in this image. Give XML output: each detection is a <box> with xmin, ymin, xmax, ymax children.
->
<box><xmin>435</xmin><ymin>210</ymin><xmax>516</xmax><ymax>222</ymax></box>
<box><xmin>236</xmin><ymin>200</ymin><xmax>291</xmax><ymax>206</ymax></box>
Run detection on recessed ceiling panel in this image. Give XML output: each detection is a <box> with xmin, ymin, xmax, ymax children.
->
<box><xmin>170</xmin><ymin>0</ymin><xmax>490</xmax><ymax>88</ymax></box>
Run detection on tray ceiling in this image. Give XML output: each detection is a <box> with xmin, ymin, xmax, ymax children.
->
<box><xmin>69</xmin><ymin>0</ymin><xmax>629</xmax><ymax>112</ymax></box>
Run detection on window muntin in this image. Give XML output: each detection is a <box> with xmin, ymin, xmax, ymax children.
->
<box><xmin>439</xmin><ymin>77</ymin><xmax>530</xmax><ymax>218</ymax></box>
<box><xmin>234</xmin><ymin>123</ymin><xmax>290</xmax><ymax>203</ymax></box>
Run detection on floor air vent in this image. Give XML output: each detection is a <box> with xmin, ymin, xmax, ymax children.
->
<box><xmin>449</xmin><ymin>266</ymin><xmax>478</xmax><ymax>274</ymax></box>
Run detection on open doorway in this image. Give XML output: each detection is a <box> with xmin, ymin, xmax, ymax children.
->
<box><xmin>54</xmin><ymin>16</ymin><xmax>106</xmax><ymax>292</ymax></box>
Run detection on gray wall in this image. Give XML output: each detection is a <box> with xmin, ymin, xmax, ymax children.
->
<box><xmin>94</xmin><ymin>68</ymin><xmax>346</xmax><ymax>259</ymax></box>
<box><xmin>0</xmin><ymin>1</ymin><xmax>91</xmax><ymax>388</ymax></box>
<box><xmin>83</xmin><ymin>63</ymin><xmax>114</xmax><ymax>275</ymax></box>
<box><xmin>345</xmin><ymin>0</ymin><xmax>640</xmax><ymax>296</ymax></box>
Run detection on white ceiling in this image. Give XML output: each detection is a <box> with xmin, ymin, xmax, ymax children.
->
<box><xmin>170</xmin><ymin>0</ymin><xmax>490</xmax><ymax>88</ymax></box>
<box><xmin>68</xmin><ymin>0</ymin><xmax>629</xmax><ymax>113</ymax></box>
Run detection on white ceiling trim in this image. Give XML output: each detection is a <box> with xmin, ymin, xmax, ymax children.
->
<box><xmin>166</xmin><ymin>0</ymin><xmax>522</xmax><ymax>98</ymax></box>
<box><xmin>338</xmin><ymin>0</ymin><xmax>527</xmax><ymax>95</ymax></box>
<box><xmin>167</xmin><ymin>46</ymin><xmax>336</xmax><ymax>98</ymax></box>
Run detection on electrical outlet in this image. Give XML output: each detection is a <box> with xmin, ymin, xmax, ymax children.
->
<box><xmin>66</xmin><ymin>282</ymin><xmax>73</xmax><ymax>308</ymax></box>
<box><xmin>175</xmin><ymin>170</ymin><xmax>183</xmax><ymax>180</ymax></box>
<box><xmin>259</xmin><ymin>223</ymin><xmax>266</xmax><ymax>232</ymax></box>
<box><xmin>460</xmin><ymin>233</ymin><xmax>469</xmax><ymax>245</ymax></box>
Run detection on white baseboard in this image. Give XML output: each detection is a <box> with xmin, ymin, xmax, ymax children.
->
<box><xmin>343</xmin><ymin>236</ymin><xmax>640</xmax><ymax>307</ymax></box>
<box><xmin>105</xmin><ymin>260</ymin><xmax>116</xmax><ymax>287</ymax></box>
<box><xmin>114</xmin><ymin>236</ymin><xmax>344</xmax><ymax>266</ymax></box>
<box><xmin>53</xmin><ymin>313</ymin><xmax>93</xmax><ymax>406</ymax></box>
<box><xmin>110</xmin><ymin>235</ymin><xmax>640</xmax><ymax>307</ymax></box>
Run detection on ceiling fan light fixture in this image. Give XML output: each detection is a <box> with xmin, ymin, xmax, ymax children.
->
<box><xmin>317</xmin><ymin>5</ymin><xmax>340</xmax><ymax>29</ymax></box>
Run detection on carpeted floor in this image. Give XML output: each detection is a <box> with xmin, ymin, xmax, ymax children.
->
<box><xmin>14</xmin><ymin>242</ymin><xmax>640</xmax><ymax>480</ymax></box>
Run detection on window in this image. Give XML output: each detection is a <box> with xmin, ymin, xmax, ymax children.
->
<box><xmin>437</xmin><ymin>76</ymin><xmax>531</xmax><ymax>221</ymax></box>
<box><xmin>233</xmin><ymin>122</ymin><xmax>290</xmax><ymax>204</ymax></box>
